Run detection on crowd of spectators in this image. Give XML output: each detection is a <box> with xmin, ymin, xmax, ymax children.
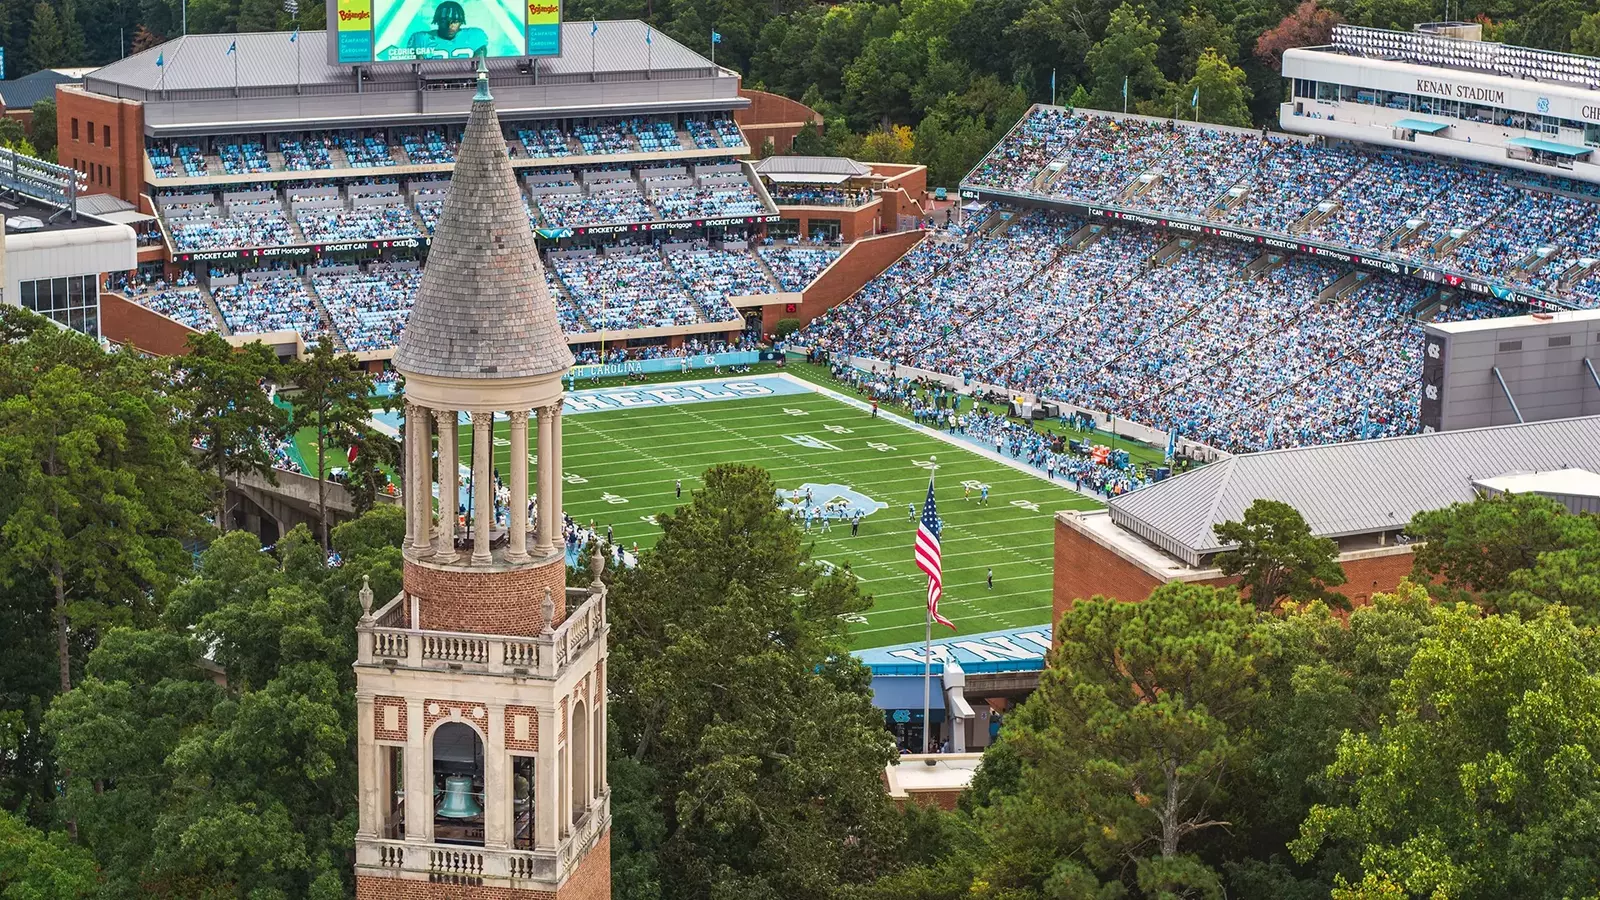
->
<box><xmin>964</xmin><ymin>108</ymin><xmax>1600</xmax><ymax>307</ymax></box>
<box><xmin>112</xmin><ymin>271</ymin><xmax>219</xmax><ymax>332</ymax></box>
<box><xmin>214</xmin><ymin>273</ymin><xmax>329</xmax><ymax>344</ymax></box>
<box><xmin>667</xmin><ymin>248</ymin><xmax>773</xmax><ymax>311</ymax></box>
<box><xmin>166</xmin><ymin>198</ymin><xmax>295</xmax><ymax>252</ymax></box>
<box><xmin>758</xmin><ymin>246</ymin><xmax>837</xmax><ymax>290</ymax></box>
<box><xmin>312</xmin><ymin>264</ymin><xmax>422</xmax><ymax>352</ymax></box>
<box><xmin>149</xmin><ymin>141</ymin><xmax>209</xmax><ymax>178</ymax></box>
<box><xmin>536</xmin><ymin>189</ymin><xmax>652</xmax><ymax>227</ymax></box>
<box><xmin>516</xmin><ymin>125</ymin><xmax>572</xmax><ymax>158</ymax></box>
<box><xmin>796</xmin><ymin>204</ymin><xmax>1521</xmax><ymax>454</ymax></box>
<box><xmin>632</xmin><ymin>119</ymin><xmax>683</xmax><ymax>153</ymax></box>
<box><xmin>218</xmin><ymin>139</ymin><xmax>271</xmax><ymax>175</ymax></box>
<box><xmin>768</xmin><ymin>186</ymin><xmax>872</xmax><ymax>206</ymax></box>
<box><xmin>400</xmin><ymin>128</ymin><xmax>456</xmax><ymax>165</ymax></box>
<box><xmin>295</xmin><ymin>199</ymin><xmax>422</xmax><ymax>243</ymax></box>
<box><xmin>551</xmin><ymin>252</ymin><xmax>705</xmax><ymax>330</ymax></box>
<box><xmin>574</xmin><ymin>120</ymin><xmax>633</xmax><ymax>155</ymax></box>
<box><xmin>279</xmin><ymin>135</ymin><xmax>334</xmax><ymax>171</ymax></box>
<box><xmin>338</xmin><ymin>132</ymin><xmax>396</xmax><ymax>167</ymax></box>
<box><xmin>652</xmin><ymin>184</ymin><xmax>764</xmax><ymax>220</ymax></box>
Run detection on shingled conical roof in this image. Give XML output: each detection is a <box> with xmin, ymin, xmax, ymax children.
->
<box><xmin>393</xmin><ymin>70</ymin><xmax>573</xmax><ymax>380</ymax></box>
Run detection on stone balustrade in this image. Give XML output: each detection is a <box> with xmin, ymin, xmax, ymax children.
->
<box><xmin>358</xmin><ymin>586</ymin><xmax>605</xmax><ymax>679</ymax></box>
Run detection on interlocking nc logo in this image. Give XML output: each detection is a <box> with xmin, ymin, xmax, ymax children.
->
<box><xmin>1427</xmin><ymin>342</ymin><xmax>1439</xmax><ymax>359</ymax></box>
<box><xmin>1425</xmin><ymin>384</ymin><xmax>1438</xmax><ymax>400</ymax></box>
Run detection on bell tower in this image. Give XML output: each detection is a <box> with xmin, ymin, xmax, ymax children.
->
<box><xmin>353</xmin><ymin>64</ymin><xmax>610</xmax><ymax>900</ymax></box>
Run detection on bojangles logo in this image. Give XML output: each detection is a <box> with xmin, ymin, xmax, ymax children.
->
<box><xmin>338</xmin><ymin>8</ymin><xmax>370</xmax><ymax>20</ymax></box>
<box><xmin>527</xmin><ymin>2</ymin><xmax>559</xmax><ymax>15</ymax></box>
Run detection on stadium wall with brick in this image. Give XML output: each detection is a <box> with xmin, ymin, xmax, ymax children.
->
<box><xmin>775</xmin><ymin>229</ymin><xmax>926</xmax><ymax>333</ymax></box>
<box><xmin>55</xmin><ymin>85</ymin><xmax>145</xmax><ymax>204</ymax></box>
<box><xmin>735</xmin><ymin>88</ymin><xmax>820</xmax><ymax>153</ymax></box>
<box><xmin>353</xmin><ymin>833</ymin><xmax>611</xmax><ymax>900</ymax></box>
<box><xmin>1051</xmin><ymin>513</ymin><xmax>1418</xmax><ymax>633</ymax></box>
<box><xmin>99</xmin><ymin>292</ymin><xmax>198</xmax><ymax>356</ymax></box>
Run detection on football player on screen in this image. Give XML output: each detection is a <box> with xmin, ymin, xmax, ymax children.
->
<box><xmin>403</xmin><ymin>1</ymin><xmax>489</xmax><ymax>58</ymax></box>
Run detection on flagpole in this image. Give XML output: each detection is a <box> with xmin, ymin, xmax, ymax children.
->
<box><xmin>922</xmin><ymin>608</ymin><xmax>931</xmax><ymax>753</ymax></box>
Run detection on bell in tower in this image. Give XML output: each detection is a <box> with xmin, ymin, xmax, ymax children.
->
<box><xmin>352</xmin><ymin>60</ymin><xmax>611</xmax><ymax>900</ymax></box>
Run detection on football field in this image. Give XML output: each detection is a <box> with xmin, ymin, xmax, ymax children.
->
<box><xmin>478</xmin><ymin>375</ymin><xmax>1101</xmax><ymax>649</ymax></box>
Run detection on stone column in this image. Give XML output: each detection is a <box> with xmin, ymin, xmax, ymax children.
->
<box><xmin>483</xmin><ymin>705</ymin><xmax>508</xmax><ymax>849</ymax></box>
<box><xmin>356</xmin><ymin>694</ymin><xmax>379</xmax><ymax>839</ymax></box>
<box><xmin>405</xmin><ymin>698</ymin><xmax>430</xmax><ymax>843</ymax></box>
<box><xmin>535</xmin><ymin>406</ymin><xmax>556</xmax><ymax>557</ymax></box>
<box><xmin>433</xmin><ymin>409</ymin><xmax>458</xmax><ymax>561</ymax></box>
<box><xmin>507</xmin><ymin>410</ymin><xmax>531</xmax><ymax>562</ymax></box>
<box><xmin>407</xmin><ymin>403</ymin><xmax>433</xmax><ymax>557</ymax></box>
<box><xmin>535</xmin><ymin>707</ymin><xmax>558</xmax><ymax>849</ymax></box>
<box><xmin>550</xmin><ymin>399</ymin><xmax>565</xmax><ymax>546</ymax></box>
<box><xmin>472</xmin><ymin>412</ymin><xmax>494</xmax><ymax>565</ymax></box>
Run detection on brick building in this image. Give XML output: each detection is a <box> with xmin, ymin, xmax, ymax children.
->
<box><xmin>1052</xmin><ymin>416</ymin><xmax>1600</xmax><ymax>629</ymax></box>
<box><xmin>753</xmin><ymin>155</ymin><xmax>928</xmax><ymax>243</ymax></box>
<box><xmin>351</xmin><ymin>69</ymin><xmax>609</xmax><ymax>899</ymax></box>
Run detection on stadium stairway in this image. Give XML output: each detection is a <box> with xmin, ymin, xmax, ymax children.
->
<box><xmin>1381</xmin><ymin>217</ymin><xmax>1427</xmax><ymax>251</ymax></box>
<box><xmin>1318</xmin><ymin>270</ymin><xmax>1370</xmax><ymax>302</ymax></box>
<box><xmin>303</xmin><ymin>272</ymin><xmax>350</xmax><ymax>352</ymax></box>
<box><xmin>751</xmin><ymin>249</ymin><xmax>784</xmax><ymax>291</ymax></box>
<box><xmin>1066</xmin><ymin>223</ymin><xmax>1105</xmax><ymax>251</ymax></box>
<box><xmin>1560</xmin><ymin>258</ymin><xmax>1600</xmax><ymax>292</ymax></box>
<box><xmin>1411</xmin><ymin>288</ymin><xmax>1448</xmax><ymax>321</ymax></box>
<box><xmin>328</xmin><ymin>145</ymin><xmax>351</xmax><ymax>169</ymax></box>
<box><xmin>199</xmin><ymin>283</ymin><xmax>232</xmax><ymax>337</ymax></box>
<box><xmin>540</xmin><ymin>262</ymin><xmax>591</xmax><ymax>331</ymax></box>
<box><xmin>1291</xmin><ymin>200</ymin><xmax>1340</xmax><ymax>236</ymax></box>
<box><xmin>1114</xmin><ymin>171</ymin><xmax>1160</xmax><ymax>205</ymax></box>
<box><xmin>1152</xmin><ymin>237</ymin><xmax>1194</xmax><ymax>266</ymax></box>
<box><xmin>1209</xmin><ymin>183</ymin><xmax>1251</xmax><ymax>216</ymax></box>
<box><xmin>1244</xmin><ymin>252</ymin><xmax>1286</xmax><ymax>278</ymax></box>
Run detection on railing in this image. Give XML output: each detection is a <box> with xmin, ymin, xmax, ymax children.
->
<box><xmin>357</xmin><ymin>839</ymin><xmax>562</xmax><ymax>885</ymax></box>
<box><xmin>358</xmin><ymin>586</ymin><xmax>604</xmax><ymax>679</ymax></box>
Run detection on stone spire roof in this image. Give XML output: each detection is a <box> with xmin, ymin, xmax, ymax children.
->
<box><xmin>393</xmin><ymin>67</ymin><xmax>574</xmax><ymax>380</ymax></box>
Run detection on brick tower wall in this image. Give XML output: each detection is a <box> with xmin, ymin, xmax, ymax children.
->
<box><xmin>404</xmin><ymin>559</ymin><xmax>568</xmax><ymax>636</ymax></box>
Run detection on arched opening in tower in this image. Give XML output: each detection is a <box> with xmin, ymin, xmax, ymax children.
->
<box><xmin>432</xmin><ymin>721</ymin><xmax>486</xmax><ymax>846</ymax></box>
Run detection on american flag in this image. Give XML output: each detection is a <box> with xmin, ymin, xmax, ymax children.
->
<box><xmin>915</xmin><ymin>474</ymin><xmax>955</xmax><ymax>630</ymax></box>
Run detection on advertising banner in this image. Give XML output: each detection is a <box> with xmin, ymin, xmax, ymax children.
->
<box><xmin>569</xmin><ymin>351</ymin><xmax>758</xmax><ymax>380</ymax></box>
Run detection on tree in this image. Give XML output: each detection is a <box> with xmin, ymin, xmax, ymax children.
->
<box><xmin>607</xmin><ymin>463</ymin><xmax>903</xmax><ymax>898</ymax></box>
<box><xmin>29</xmin><ymin>99</ymin><xmax>56</xmax><ymax>158</ymax></box>
<box><xmin>1293</xmin><ymin>604</ymin><xmax>1600</xmax><ymax>898</ymax></box>
<box><xmin>0</xmin><ymin>311</ymin><xmax>208</xmax><ymax>692</ymax></box>
<box><xmin>1067</xmin><ymin>83</ymin><xmax>1091</xmax><ymax>108</ymax></box>
<box><xmin>1574</xmin><ymin>9</ymin><xmax>1600</xmax><ymax>55</ymax></box>
<box><xmin>174</xmin><ymin>333</ymin><xmax>291</xmax><ymax>531</ymax></box>
<box><xmin>1085</xmin><ymin>4</ymin><xmax>1170</xmax><ymax>112</ymax></box>
<box><xmin>1188</xmin><ymin>48</ymin><xmax>1253</xmax><ymax>127</ymax></box>
<box><xmin>861</xmin><ymin>124</ymin><xmax>915</xmax><ymax>163</ymax></box>
<box><xmin>1409</xmin><ymin>492</ymin><xmax>1598</xmax><ymax>598</ymax></box>
<box><xmin>1214</xmin><ymin>499</ymin><xmax>1346</xmax><ymax>611</ymax></box>
<box><xmin>0</xmin><ymin>117</ymin><xmax>25</xmax><ymax>150</ymax></box>
<box><xmin>968</xmin><ymin>583</ymin><xmax>1263</xmax><ymax>897</ymax></box>
<box><xmin>25</xmin><ymin>1</ymin><xmax>65</xmax><ymax>70</ymax></box>
<box><xmin>288</xmin><ymin>341</ymin><xmax>376</xmax><ymax>548</ymax></box>
<box><xmin>1255</xmin><ymin>0</ymin><xmax>1341</xmax><ymax>70</ymax></box>
<box><xmin>0</xmin><ymin>807</ymin><xmax>100</xmax><ymax>898</ymax></box>
<box><xmin>47</xmin><ymin>511</ymin><xmax>402</xmax><ymax>898</ymax></box>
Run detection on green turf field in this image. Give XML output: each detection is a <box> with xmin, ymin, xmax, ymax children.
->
<box><xmin>480</xmin><ymin>379</ymin><xmax>1101</xmax><ymax>649</ymax></box>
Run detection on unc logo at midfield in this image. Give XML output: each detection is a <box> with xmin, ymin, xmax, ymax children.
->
<box><xmin>777</xmin><ymin>483</ymin><xmax>888</xmax><ymax>519</ymax></box>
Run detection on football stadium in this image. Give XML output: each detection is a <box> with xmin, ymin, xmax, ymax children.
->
<box><xmin>16</xmin><ymin>14</ymin><xmax>1600</xmax><ymax>652</ymax></box>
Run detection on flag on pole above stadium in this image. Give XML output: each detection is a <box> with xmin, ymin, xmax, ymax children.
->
<box><xmin>290</xmin><ymin>26</ymin><xmax>299</xmax><ymax>42</ymax></box>
<box><xmin>915</xmin><ymin>474</ymin><xmax>955</xmax><ymax>631</ymax></box>
<box><xmin>1191</xmin><ymin>86</ymin><xmax>1199</xmax><ymax>107</ymax></box>
<box><xmin>226</xmin><ymin>40</ymin><xmax>237</xmax><ymax>55</ymax></box>
<box><xmin>155</xmin><ymin>51</ymin><xmax>163</xmax><ymax>66</ymax></box>
<box><xmin>645</xmin><ymin>28</ymin><xmax>652</xmax><ymax>45</ymax></box>
<box><xmin>591</xmin><ymin>20</ymin><xmax>598</xmax><ymax>35</ymax></box>
<box><xmin>712</xmin><ymin>30</ymin><xmax>721</xmax><ymax>43</ymax></box>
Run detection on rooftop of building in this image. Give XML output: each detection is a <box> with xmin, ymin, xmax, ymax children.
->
<box><xmin>83</xmin><ymin>22</ymin><xmax>723</xmax><ymax>101</ymax></box>
<box><xmin>1426</xmin><ymin>306</ymin><xmax>1600</xmax><ymax>333</ymax></box>
<box><xmin>883</xmin><ymin>754</ymin><xmax>983</xmax><ymax>801</ymax></box>
<box><xmin>1</xmin><ymin>194</ymin><xmax>116</xmax><ymax>234</ymax></box>
<box><xmin>1102</xmin><ymin>415</ymin><xmax>1600</xmax><ymax>567</ymax></box>
<box><xmin>0</xmin><ymin>68</ymin><xmax>86</xmax><ymax>110</ymax></box>
<box><xmin>1307</xmin><ymin>23</ymin><xmax>1600</xmax><ymax>93</ymax></box>
<box><xmin>753</xmin><ymin>155</ymin><xmax>875</xmax><ymax>183</ymax></box>
<box><xmin>1473</xmin><ymin>467</ymin><xmax>1600</xmax><ymax>499</ymax></box>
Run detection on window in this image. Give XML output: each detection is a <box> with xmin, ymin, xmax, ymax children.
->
<box><xmin>1498</xmin><ymin>340</ymin><xmax>1522</xmax><ymax>352</ymax></box>
<box><xmin>20</xmin><ymin>275</ymin><xmax>99</xmax><ymax>339</ymax></box>
<box><xmin>1549</xmin><ymin>335</ymin><xmax>1572</xmax><ymax>347</ymax></box>
<box><xmin>87</xmin><ymin>121</ymin><xmax>94</xmax><ymax>144</ymax></box>
<box><xmin>103</xmin><ymin>125</ymin><xmax>111</xmax><ymax>147</ymax></box>
<box><xmin>71</xmin><ymin>118</ymin><xmax>79</xmax><ymax>140</ymax></box>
